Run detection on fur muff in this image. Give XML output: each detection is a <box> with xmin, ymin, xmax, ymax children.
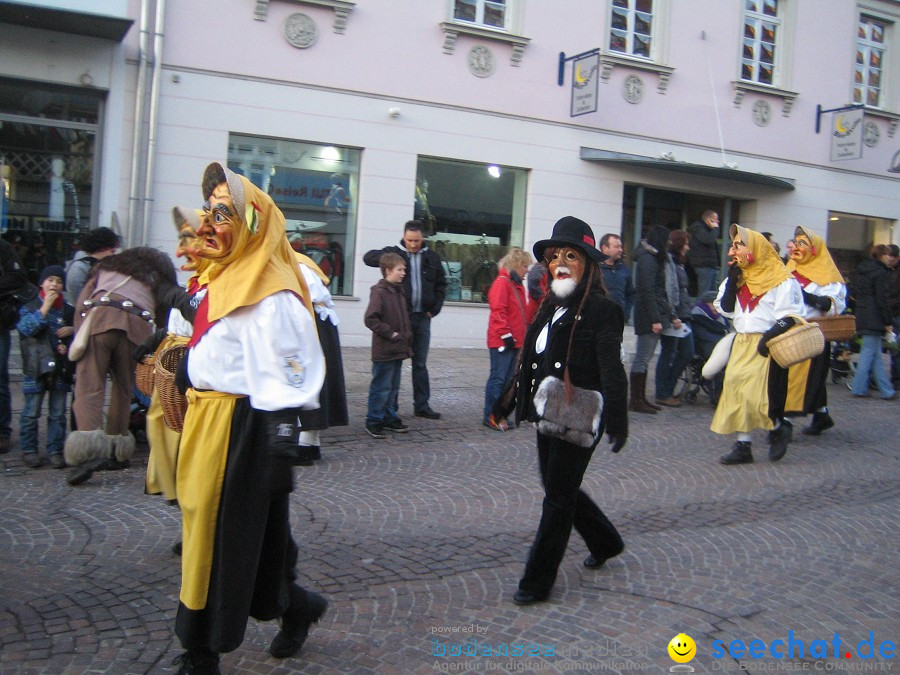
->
<box><xmin>64</xmin><ymin>429</ymin><xmax>113</xmax><ymax>466</ymax></box>
<box><xmin>533</xmin><ymin>376</ymin><xmax>604</xmax><ymax>447</ymax></box>
<box><xmin>702</xmin><ymin>331</ymin><xmax>736</xmax><ymax>380</ymax></box>
<box><xmin>112</xmin><ymin>431</ymin><xmax>136</xmax><ymax>462</ymax></box>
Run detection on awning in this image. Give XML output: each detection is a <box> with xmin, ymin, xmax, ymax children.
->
<box><xmin>0</xmin><ymin>1</ymin><xmax>133</xmax><ymax>42</ymax></box>
<box><xmin>580</xmin><ymin>147</ymin><xmax>796</xmax><ymax>191</ymax></box>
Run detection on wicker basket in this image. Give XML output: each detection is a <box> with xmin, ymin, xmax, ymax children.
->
<box><xmin>766</xmin><ymin>317</ymin><xmax>825</xmax><ymax>368</ymax></box>
<box><xmin>155</xmin><ymin>344</ymin><xmax>188</xmax><ymax>432</ymax></box>
<box><xmin>810</xmin><ymin>314</ymin><xmax>856</xmax><ymax>341</ymax></box>
<box><xmin>135</xmin><ymin>356</ymin><xmax>156</xmax><ymax>397</ymax></box>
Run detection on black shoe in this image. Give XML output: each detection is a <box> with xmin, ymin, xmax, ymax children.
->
<box><xmin>67</xmin><ymin>458</ymin><xmax>101</xmax><ymax>486</ymax></box>
<box><xmin>513</xmin><ymin>590</ymin><xmax>547</xmax><ymax>606</ymax></box>
<box><xmin>383</xmin><ymin>419</ymin><xmax>409</xmax><ymax>433</ymax></box>
<box><xmin>22</xmin><ymin>453</ymin><xmax>43</xmax><ymax>469</ymax></box>
<box><xmin>365</xmin><ymin>424</ymin><xmax>386</xmax><ymax>439</ymax></box>
<box><xmin>768</xmin><ymin>422</ymin><xmax>791</xmax><ymax>462</ymax></box>
<box><xmin>172</xmin><ymin>649</ymin><xmax>220</xmax><ymax>674</ymax></box>
<box><xmin>583</xmin><ymin>555</ymin><xmax>606</xmax><ymax>569</ymax></box>
<box><xmin>172</xmin><ymin>540</ymin><xmax>183</xmax><ymax>556</ymax></box>
<box><xmin>802</xmin><ymin>412</ymin><xmax>834</xmax><ymax>436</ymax></box>
<box><xmin>414</xmin><ymin>409</ymin><xmax>441</xmax><ymax>420</ymax></box>
<box><xmin>269</xmin><ymin>591</ymin><xmax>328</xmax><ymax>659</ymax></box>
<box><xmin>294</xmin><ymin>445</ymin><xmax>321</xmax><ymax>465</ymax></box>
<box><xmin>49</xmin><ymin>454</ymin><xmax>67</xmax><ymax>469</ymax></box>
<box><xmin>720</xmin><ymin>441</ymin><xmax>753</xmax><ymax>465</ymax></box>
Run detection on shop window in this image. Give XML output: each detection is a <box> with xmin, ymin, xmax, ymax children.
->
<box><xmin>415</xmin><ymin>157</ymin><xmax>528</xmax><ymax>303</ymax></box>
<box><xmin>0</xmin><ymin>77</ymin><xmax>101</xmax><ymax>279</ymax></box>
<box><xmin>227</xmin><ymin>133</ymin><xmax>360</xmax><ymax>296</ymax></box>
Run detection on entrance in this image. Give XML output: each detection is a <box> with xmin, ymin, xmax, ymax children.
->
<box><xmin>0</xmin><ymin>77</ymin><xmax>103</xmax><ymax>281</ymax></box>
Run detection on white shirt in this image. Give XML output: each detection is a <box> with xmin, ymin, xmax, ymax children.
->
<box><xmin>187</xmin><ymin>290</ymin><xmax>325</xmax><ymax>412</ymax></box>
<box><xmin>166</xmin><ymin>286</ymin><xmax>207</xmax><ymax>338</ymax></box>
<box><xmin>299</xmin><ymin>264</ymin><xmax>339</xmax><ymax>326</ymax></box>
<box><xmin>792</xmin><ymin>278</ymin><xmax>847</xmax><ymax>319</ymax></box>
<box><xmin>715</xmin><ymin>277</ymin><xmax>804</xmax><ymax>334</ymax></box>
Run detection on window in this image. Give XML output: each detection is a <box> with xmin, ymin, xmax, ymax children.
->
<box><xmin>741</xmin><ymin>0</ymin><xmax>781</xmax><ymax>85</ymax></box>
<box><xmin>855</xmin><ymin>15</ymin><xmax>887</xmax><ymax>107</ymax></box>
<box><xmin>608</xmin><ymin>0</ymin><xmax>654</xmax><ymax>59</ymax></box>
<box><xmin>453</xmin><ymin>0</ymin><xmax>507</xmax><ymax>30</ymax></box>
<box><xmin>227</xmin><ymin>133</ymin><xmax>360</xmax><ymax>296</ymax></box>
<box><xmin>415</xmin><ymin>157</ymin><xmax>528</xmax><ymax>303</ymax></box>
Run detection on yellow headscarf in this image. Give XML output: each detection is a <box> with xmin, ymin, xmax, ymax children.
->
<box><xmin>293</xmin><ymin>251</ymin><xmax>330</xmax><ymax>285</ymax></box>
<box><xmin>730</xmin><ymin>224</ymin><xmax>792</xmax><ymax>297</ymax></box>
<box><xmin>785</xmin><ymin>226</ymin><xmax>844</xmax><ymax>286</ymax></box>
<box><xmin>201</xmin><ymin>163</ymin><xmax>313</xmax><ymax>322</ymax></box>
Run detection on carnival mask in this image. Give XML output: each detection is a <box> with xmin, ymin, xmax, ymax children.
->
<box><xmin>176</xmin><ymin>220</ymin><xmax>203</xmax><ymax>271</ymax></box>
<box><xmin>191</xmin><ymin>182</ymin><xmax>247</xmax><ymax>262</ymax></box>
<box><xmin>729</xmin><ymin>236</ymin><xmax>754</xmax><ymax>269</ymax></box>
<box><xmin>546</xmin><ymin>247</ymin><xmax>585</xmax><ymax>284</ymax></box>
<box><xmin>790</xmin><ymin>234</ymin><xmax>816</xmax><ymax>264</ymax></box>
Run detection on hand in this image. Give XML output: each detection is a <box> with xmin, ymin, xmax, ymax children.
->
<box><xmin>608</xmin><ymin>433</ymin><xmax>627</xmax><ymax>453</ymax></box>
<box><xmin>41</xmin><ymin>290</ymin><xmax>59</xmax><ymax>314</ymax></box>
<box><xmin>56</xmin><ymin>326</ymin><xmax>74</xmax><ymax>339</ymax></box>
<box><xmin>727</xmin><ymin>263</ymin><xmax>742</xmax><ymax>283</ymax></box>
<box><xmin>56</xmin><ymin>343</ymin><xmax>68</xmax><ymax>355</ymax></box>
<box><xmin>390</xmin><ymin>331</ymin><xmax>400</xmax><ymax>342</ymax></box>
<box><xmin>502</xmin><ymin>335</ymin><xmax>516</xmax><ymax>349</ymax></box>
<box><xmin>758</xmin><ymin>317</ymin><xmax>796</xmax><ymax>357</ymax></box>
<box><xmin>802</xmin><ymin>290</ymin><xmax>831</xmax><ymax>312</ymax></box>
<box><xmin>651</xmin><ymin>323</ymin><xmax>663</xmax><ymax>334</ymax></box>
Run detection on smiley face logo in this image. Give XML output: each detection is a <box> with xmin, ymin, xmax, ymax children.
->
<box><xmin>668</xmin><ymin>633</ymin><xmax>696</xmax><ymax>664</ymax></box>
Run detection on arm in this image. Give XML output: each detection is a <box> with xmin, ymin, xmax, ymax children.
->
<box><xmin>430</xmin><ymin>251</ymin><xmax>447</xmax><ymax>317</ymax></box>
<box><xmin>716</xmin><ymin>266</ymin><xmax>741</xmax><ymax>315</ymax></box>
<box><xmin>634</xmin><ymin>256</ymin><xmax>663</xmax><ymax>325</ymax></box>
<box><xmin>594</xmin><ymin>303</ymin><xmax>628</xmax><ymax>450</ymax></box>
<box><xmin>362</xmin><ymin>246</ymin><xmax>393</xmax><ymax>268</ymax></box>
<box><xmin>488</xmin><ymin>277</ymin><xmax>515</xmax><ymax>347</ymax></box>
<box><xmin>624</xmin><ymin>266</ymin><xmax>635</xmax><ymax>319</ymax></box>
<box><xmin>16</xmin><ymin>305</ymin><xmax>49</xmax><ymax>337</ymax></box>
<box><xmin>874</xmin><ymin>270</ymin><xmax>894</xmax><ymax>327</ymax></box>
<box><xmin>364</xmin><ymin>289</ymin><xmax>398</xmax><ymax>340</ymax></box>
<box><xmin>691</xmin><ymin>223</ymin><xmax>720</xmax><ymax>247</ymax></box>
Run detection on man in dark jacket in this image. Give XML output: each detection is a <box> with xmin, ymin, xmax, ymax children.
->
<box><xmin>687</xmin><ymin>210</ymin><xmax>721</xmax><ymax>294</ymax></box>
<box><xmin>599</xmin><ymin>233</ymin><xmax>634</xmax><ymax>321</ymax></box>
<box><xmin>0</xmin><ymin>238</ymin><xmax>29</xmax><ymax>452</ymax></box>
<box><xmin>363</xmin><ymin>220</ymin><xmax>447</xmax><ymax>419</ymax></box>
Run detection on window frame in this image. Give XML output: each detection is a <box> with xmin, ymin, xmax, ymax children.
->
<box><xmin>854</xmin><ymin>13</ymin><xmax>889</xmax><ymax>109</ymax></box>
<box><xmin>607</xmin><ymin>0</ymin><xmax>657</xmax><ymax>61</ymax></box>
<box><xmin>450</xmin><ymin>0</ymin><xmax>510</xmax><ymax>31</ymax></box>
<box><xmin>441</xmin><ymin>0</ymin><xmax>529</xmax><ymax>65</ymax></box>
<box><xmin>740</xmin><ymin>0</ymin><xmax>782</xmax><ymax>87</ymax></box>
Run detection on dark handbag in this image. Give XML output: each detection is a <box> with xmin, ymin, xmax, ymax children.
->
<box><xmin>533</xmin><ymin>375</ymin><xmax>604</xmax><ymax>448</ymax></box>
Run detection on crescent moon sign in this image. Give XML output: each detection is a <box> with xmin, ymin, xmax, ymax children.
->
<box><xmin>835</xmin><ymin>115</ymin><xmax>848</xmax><ymax>134</ymax></box>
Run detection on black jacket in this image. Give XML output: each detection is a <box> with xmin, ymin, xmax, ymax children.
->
<box><xmin>363</xmin><ymin>242</ymin><xmax>447</xmax><ymax>317</ymax></box>
<box><xmin>853</xmin><ymin>258</ymin><xmax>893</xmax><ymax>335</ymax></box>
<box><xmin>687</xmin><ymin>219</ymin><xmax>721</xmax><ymax>269</ymax></box>
<box><xmin>0</xmin><ymin>239</ymin><xmax>29</xmax><ymax>331</ymax></box>
<box><xmin>632</xmin><ymin>243</ymin><xmax>673</xmax><ymax>336</ymax></box>
<box><xmin>514</xmin><ymin>290</ymin><xmax>628</xmax><ymax>438</ymax></box>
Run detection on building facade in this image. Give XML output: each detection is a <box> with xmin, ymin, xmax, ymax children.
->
<box><xmin>1</xmin><ymin>0</ymin><xmax>898</xmax><ymax>346</ymax></box>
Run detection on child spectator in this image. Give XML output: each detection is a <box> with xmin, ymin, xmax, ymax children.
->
<box><xmin>17</xmin><ymin>265</ymin><xmax>75</xmax><ymax>468</ymax></box>
<box><xmin>364</xmin><ymin>253</ymin><xmax>413</xmax><ymax>438</ymax></box>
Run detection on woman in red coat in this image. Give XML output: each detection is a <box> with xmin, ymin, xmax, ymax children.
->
<box><xmin>484</xmin><ymin>247</ymin><xmax>536</xmax><ymax>430</ymax></box>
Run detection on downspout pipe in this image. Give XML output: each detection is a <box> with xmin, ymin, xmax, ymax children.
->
<box><xmin>127</xmin><ymin>0</ymin><xmax>151</xmax><ymax>247</ymax></box>
<box><xmin>140</xmin><ymin>0</ymin><xmax>166</xmax><ymax>245</ymax></box>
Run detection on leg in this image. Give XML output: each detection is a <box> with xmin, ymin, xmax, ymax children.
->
<box><xmin>410</xmin><ymin>313</ymin><xmax>433</xmax><ymax>413</ymax></box>
<box><xmin>869</xmin><ymin>338</ymin><xmax>896</xmax><ymax>398</ymax></box>
<box><xmin>73</xmin><ymin>333</ymin><xmax>114</xmax><ymax>431</ymax></box>
<box><xmin>851</xmin><ymin>335</ymin><xmax>879</xmax><ymax>396</ymax></box>
<box><xmin>46</xmin><ymin>389</ymin><xmax>68</xmax><ymax>459</ymax></box>
<box><xmin>106</xmin><ymin>332</ymin><xmax>138</xmax><ymax>435</ymax></box>
<box><xmin>19</xmin><ymin>391</ymin><xmax>43</xmax><ymax>465</ymax></box>
<box><xmin>518</xmin><ymin>432</ymin><xmax>595</xmax><ymax>600</ymax></box>
<box><xmin>0</xmin><ymin>330</ymin><xmax>11</xmax><ymax>443</ymax></box>
<box><xmin>366</xmin><ymin>361</ymin><xmax>394</xmax><ymax>426</ymax></box>
<box><xmin>655</xmin><ymin>335</ymin><xmax>676</xmax><ymax>399</ymax></box>
<box><xmin>386</xmin><ymin>360</ymin><xmax>403</xmax><ymax>422</ymax></box>
<box><xmin>696</xmin><ymin>267</ymin><xmax>718</xmax><ymax>295</ymax></box>
<box><xmin>483</xmin><ymin>347</ymin><xmax>517</xmax><ymax>422</ymax></box>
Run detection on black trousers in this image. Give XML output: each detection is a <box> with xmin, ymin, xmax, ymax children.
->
<box><xmin>518</xmin><ymin>431</ymin><xmax>624</xmax><ymax>598</ymax></box>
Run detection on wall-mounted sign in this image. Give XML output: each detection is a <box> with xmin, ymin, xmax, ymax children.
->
<box><xmin>830</xmin><ymin>108</ymin><xmax>864</xmax><ymax>161</ymax></box>
<box><xmin>571</xmin><ymin>52</ymin><xmax>599</xmax><ymax>117</ymax></box>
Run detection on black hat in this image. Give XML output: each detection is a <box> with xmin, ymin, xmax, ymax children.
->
<box><xmin>39</xmin><ymin>265</ymin><xmax>66</xmax><ymax>289</ymax></box>
<box><xmin>533</xmin><ymin>216</ymin><xmax>606</xmax><ymax>264</ymax></box>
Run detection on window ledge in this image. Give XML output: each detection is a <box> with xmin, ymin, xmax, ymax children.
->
<box><xmin>600</xmin><ymin>53</ymin><xmax>675</xmax><ymax>93</ymax></box>
<box><xmin>254</xmin><ymin>0</ymin><xmax>356</xmax><ymax>34</ymax></box>
<box><xmin>440</xmin><ymin>21</ymin><xmax>530</xmax><ymax>66</ymax></box>
<box><xmin>862</xmin><ymin>107</ymin><xmax>900</xmax><ymax>138</ymax></box>
<box><xmin>732</xmin><ymin>80</ymin><xmax>799</xmax><ymax>116</ymax></box>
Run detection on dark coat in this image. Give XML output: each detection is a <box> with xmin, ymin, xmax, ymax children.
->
<box><xmin>363</xmin><ymin>242</ymin><xmax>447</xmax><ymax>317</ymax></box>
<box><xmin>17</xmin><ymin>296</ymin><xmax>75</xmax><ymax>393</ymax></box>
<box><xmin>0</xmin><ymin>239</ymin><xmax>29</xmax><ymax>331</ymax></box>
<box><xmin>598</xmin><ymin>259</ymin><xmax>634</xmax><ymax>318</ymax></box>
<box><xmin>365</xmin><ymin>279</ymin><xmax>413</xmax><ymax>361</ymax></box>
<box><xmin>687</xmin><ymin>219</ymin><xmax>721</xmax><ymax>269</ymax></box>
<box><xmin>514</xmin><ymin>290</ymin><xmax>628</xmax><ymax>439</ymax></box>
<box><xmin>853</xmin><ymin>258</ymin><xmax>893</xmax><ymax>335</ymax></box>
<box><xmin>632</xmin><ymin>243</ymin><xmax>673</xmax><ymax>335</ymax></box>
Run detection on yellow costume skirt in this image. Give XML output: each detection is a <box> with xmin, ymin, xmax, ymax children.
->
<box><xmin>144</xmin><ymin>334</ymin><xmax>189</xmax><ymax>501</ymax></box>
<box><xmin>710</xmin><ymin>333</ymin><xmax>776</xmax><ymax>435</ymax></box>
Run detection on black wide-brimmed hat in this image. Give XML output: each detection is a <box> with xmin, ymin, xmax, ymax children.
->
<box><xmin>533</xmin><ymin>216</ymin><xmax>606</xmax><ymax>264</ymax></box>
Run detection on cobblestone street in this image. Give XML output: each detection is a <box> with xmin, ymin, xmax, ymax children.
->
<box><xmin>1</xmin><ymin>345</ymin><xmax>897</xmax><ymax>673</ymax></box>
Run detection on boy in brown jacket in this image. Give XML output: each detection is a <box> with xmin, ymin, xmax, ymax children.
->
<box><xmin>364</xmin><ymin>253</ymin><xmax>413</xmax><ymax>438</ymax></box>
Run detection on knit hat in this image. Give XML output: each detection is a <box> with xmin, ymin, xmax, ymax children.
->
<box><xmin>38</xmin><ymin>265</ymin><xmax>66</xmax><ymax>289</ymax></box>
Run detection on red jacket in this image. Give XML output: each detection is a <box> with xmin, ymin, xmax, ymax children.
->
<box><xmin>486</xmin><ymin>268</ymin><xmax>536</xmax><ymax>349</ymax></box>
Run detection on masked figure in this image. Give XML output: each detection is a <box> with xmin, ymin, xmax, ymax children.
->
<box><xmin>784</xmin><ymin>226</ymin><xmax>846</xmax><ymax>434</ymax></box>
<box><xmin>171</xmin><ymin>163</ymin><xmax>327</xmax><ymax>673</ymax></box>
<box><xmin>712</xmin><ymin>225</ymin><xmax>804</xmax><ymax>465</ymax></box>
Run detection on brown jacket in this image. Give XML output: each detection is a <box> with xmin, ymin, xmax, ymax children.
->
<box><xmin>74</xmin><ymin>270</ymin><xmax>156</xmax><ymax>346</ymax></box>
<box><xmin>365</xmin><ymin>279</ymin><xmax>413</xmax><ymax>362</ymax></box>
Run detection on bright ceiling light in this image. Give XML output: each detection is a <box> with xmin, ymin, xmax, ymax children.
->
<box><xmin>487</xmin><ymin>164</ymin><xmax>501</xmax><ymax>178</ymax></box>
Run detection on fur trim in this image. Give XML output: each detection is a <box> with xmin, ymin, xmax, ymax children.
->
<box><xmin>702</xmin><ymin>332</ymin><xmax>736</xmax><ymax>379</ymax></box>
<box><xmin>64</xmin><ymin>430</ymin><xmax>112</xmax><ymax>465</ymax></box>
<box><xmin>112</xmin><ymin>432</ymin><xmax>136</xmax><ymax>462</ymax></box>
<box><xmin>533</xmin><ymin>376</ymin><xmax>604</xmax><ymax>447</ymax></box>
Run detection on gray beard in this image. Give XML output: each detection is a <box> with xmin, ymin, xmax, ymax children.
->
<box><xmin>550</xmin><ymin>278</ymin><xmax>577</xmax><ymax>298</ymax></box>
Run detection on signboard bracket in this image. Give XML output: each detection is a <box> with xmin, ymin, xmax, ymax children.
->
<box><xmin>558</xmin><ymin>48</ymin><xmax>600</xmax><ymax>86</ymax></box>
<box><xmin>815</xmin><ymin>103</ymin><xmax>864</xmax><ymax>133</ymax></box>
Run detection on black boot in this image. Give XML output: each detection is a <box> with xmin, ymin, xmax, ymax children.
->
<box><xmin>172</xmin><ymin>648</ymin><xmax>220</xmax><ymax>674</ymax></box>
<box><xmin>628</xmin><ymin>373</ymin><xmax>658</xmax><ymax>414</ymax></box>
<box><xmin>66</xmin><ymin>458</ymin><xmax>103</xmax><ymax>486</ymax></box>
<box><xmin>768</xmin><ymin>420</ymin><xmax>792</xmax><ymax>462</ymax></box>
<box><xmin>269</xmin><ymin>589</ymin><xmax>328</xmax><ymax>659</ymax></box>
<box><xmin>720</xmin><ymin>441</ymin><xmax>753</xmax><ymax>465</ymax></box>
<box><xmin>802</xmin><ymin>412</ymin><xmax>834</xmax><ymax>436</ymax></box>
